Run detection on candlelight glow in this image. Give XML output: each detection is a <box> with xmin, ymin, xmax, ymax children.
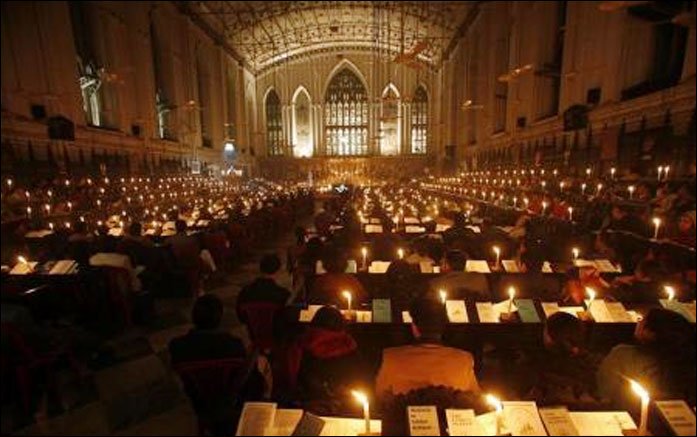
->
<box><xmin>586</xmin><ymin>287</ymin><xmax>597</xmax><ymax>304</ymax></box>
<box><xmin>352</xmin><ymin>390</ymin><xmax>368</xmax><ymax>406</ymax></box>
<box><xmin>630</xmin><ymin>379</ymin><xmax>649</xmax><ymax>402</ymax></box>
<box><xmin>439</xmin><ymin>289</ymin><xmax>447</xmax><ymax>305</ymax></box>
<box><xmin>397</xmin><ymin>248</ymin><xmax>404</xmax><ymax>259</ymax></box>
<box><xmin>486</xmin><ymin>394</ymin><xmax>503</xmax><ymax>413</ymax></box>
<box><xmin>572</xmin><ymin>247</ymin><xmax>580</xmax><ymax>260</ymax></box>
<box><xmin>664</xmin><ymin>286</ymin><xmax>676</xmax><ymax>301</ymax></box>
<box><xmin>342</xmin><ymin>290</ymin><xmax>352</xmax><ymax>311</ymax></box>
<box><xmin>507</xmin><ymin>286</ymin><xmax>516</xmax><ymax>301</ymax></box>
<box><xmin>17</xmin><ymin>255</ymin><xmax>28</xmax><ymax>264</ymax></box>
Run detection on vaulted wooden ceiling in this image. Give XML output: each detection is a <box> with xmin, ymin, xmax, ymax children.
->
<box><xmin>188</xmin><ymin>1</ymin><xmax>477</xmax><ymax>73</ymax></box>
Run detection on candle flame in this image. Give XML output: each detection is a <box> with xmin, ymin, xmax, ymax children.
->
<box><xmin>439</xmin><ymin>290</ymin><xmax>447</xmax><ymax>304</ymax></box>
<box><xmin>351</xmin><ymin>390</ymin><xmax>368</xmax><ymax>406</ymax></box>
<box><xmin>664</xmin><ymin>286</ymin><xmax>676</xmax><ymax>301</ymax></box>
<box><xmin>17</xmin><ymin>255</ymin><xmax>28</xmax><ymax>264</ymax></box>
<box><xmin>342</xmin><ymin>290</ymin><xmax>352</xmax><ymax>301</ymax></box>
<box><xmin>486</xmin><ymin>394</ymin><xmax>503</xmax><ymax>412</ymax></box>
<box><xmin>629</xmin><ymin>379</ymin><xmax>650</xmax><ymax>402</ymax></box>
<box><xmin>508</xmin><ymin>286</ymin><xmax>516</xmax><ymax>301</ymax></box>
<box><xmin>586</xmin><ymin>287</ymin><xmax>597</xmax><ymax>302</ymax></box>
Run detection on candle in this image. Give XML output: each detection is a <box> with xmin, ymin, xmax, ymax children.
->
<box><xmin>342</xmin><ymin>290</ymin><xmax>352</xmax><ymax>312</ymax></box>
<box><xmin>493</xmin><ymin>246</ymin><xmax>501</xmax><ymax>267</ymax></box>
<box><xmin>361</xmin><ymin>247</ymin><xmax>368</xmax><ymax>269</ymax></box>
<box><xmin>664</xmin><ymin>285</ymin><xmax>676</xmax><ymax>302</ymax></box>
<box><xmin>652</xmin><ymin>217</ymin><xmax>662</xmax><ymax>240</ymax></box>
<box><xmin>553</xmin><ymin>169</ymin><xmax>558</xmax><ymax>178</ymax></box>
<box><xmin>568</xmin><ymin>206</ymin><xmax>574</xmax><ymax>222</ymax></box>
<box><xmin>560</xmin><ymin>181</ymin><xmax>566</xmax><ymax>192</ymax></box>
<box><xmin>586</xmin><ymin>287</ymin><xmax>597</xmax><ymax>311</ymax></box>
<box><xmin>351</xmin><ymin>390</ymin><xmax>371</xmax><ymax>434</ymax></box>
<box><xmin>664</xmin><ymin>165</ymin><xmax>670</xmax><ymax>180</ymax></box>
<box><xmin>513</xmin><ymin>197</ymin><xmax>518</xmax><ymax>208</ymax></box>
<box><xmin>586</xmin><ymin>168</ymin><xmax>592</xmax><ymax>178</ymax></box>
<box><xmin>486</xmin><ymin>394</ymin><xmax>504</xmax><ymax>436</ymax></box>
<box><xmin>65</xmin><ymin>221</ymin><xmax>71</xmax><ymax>229</ymax></box>
<box><xmin>44</xmin><ymin>204</ymin><xmax>51</xmax><ymax>215</ymax></box>
<box><xmin>6</xmin><ymin>179</ymin><xmax>12</xmax><ymax>189</ymax></box>
<box><xmin>26</xmin><ymin>206</ymin><xmax>32</xmax><ymax>217</ymax></box>
<box><xmin>629</xmin><ymin>379</ymin><xmax>650</xmax><ymax>436</ymax></box>
<box><xmin>67</xmin><ymin>201</ymin><xmax>72</xmax><ymax>211</ymax></box>
<box><xmin>581</xmin><ymin>183</ymin><xmax>587</xmax><ymax>195</ymax></box>
<box><xmin>440</xmin><ymin>289</ymin><xmax>447</xmax><ymax>305</ymax></box>
<box><xmin>542</xmin><ymin>201</ymin><xmax>548</xmax><ymax>215</ymax></box>
<box><xmin>25</xmin><ymin>191</ymin><xmax>30</xmax><ymax>200</ymax></box>
<box><xmin>48</xmin><ymin>222</ymin><xmax>54</xmax><ymax>231</ymax></box>
<box><xmin>597</xmin><ymin>183</ymin><xmax>603</xmax><ymax>194</ymax></box>
<box><xmin>397</xmin><ymin>248</ymin><xmax>404</xmax><ymax>260</ymax></box>
<box><xmin>573</xmin><ymin>247</ymin><xmax>580</xmax><ymax>261</ymax></box>
<box><xmin>611</xmin><ymin>167</ymin><xmax>617</xmax><ymax>180</ymax></box>
<box><xmin>657</xmin><ymin>166</ymin><xmax>664</xmax><ymax>181</ymax></box>
<box><xmin>524</xmin><ymin>198</ymin><xmax>529</xmax><ymax>209</ymax></box>
<box><xmin>628</xmin><ymin>185</ymin><xmax>635</xmax><ymax>199</ymax></box>
<box><xmin>507</xmin><ymin>286</ymin><xmax>516</xmax><ymax>314</ymax></box>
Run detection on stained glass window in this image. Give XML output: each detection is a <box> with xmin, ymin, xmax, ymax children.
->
<box><xmin>266</xmin><ymin>90</ymin><xmax>283</xmax><ymax>156</ymax></box>
<box><xmin>411</xmin><ymin>86</ymin><xmax>428</xmax><ymax>154</ymax></box>
<box><xmin>324</xmin><ymin>68</ymin><xmax>368</xmax><ymax>156</ymax></box>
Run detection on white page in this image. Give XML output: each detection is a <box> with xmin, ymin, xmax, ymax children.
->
<box><xmin>569</xmin><ymin>412</ymin><xmax>636</xmax><ymax>436</ymax></box>
<box><xmin>369</xmin><ymin>261</ymin><xmax>391</xmax><ymax>274</ymax></box>
<box><xmin>49</xmin><ymin>260</ymin><xmax>76</xmax><ymax>275</ymax></box>
<box><xmin>541</xmin><ymin>302</ymin><xmax>561</xmax><ymax>318</ymax></box>
<box><xmin>346</xmin><ymin>260</ymin><xmax>358</xmax><ymax>274</ymax></box>
<box><xmin>236</xmin><ymin>402</ymin><xmax>277</xmax><ymax>436</ymax></box>
<box><xmin>405</xmin><ymin>217</ymin><xmax>421</xmax><ymax>224</ymax></box>
<box><xmin>299</xmin><ymin>305</ymin><xmax>324</xmax><ymax>323</ymax></box>
<box><xmin>594</xmin><ymin>260</ymin><xmax>621</xmax><ymax>273</ymax></box>
<box><xmin>476</xmin><ymin>302</ymin><xmax>499</xmax><ymax>324</ymax></box>
<box><xmin>315</xmin><ymin>261</ymin><xmax>326</xmax><ymax>275</ymax></box>
<box><xmin>542</xmin><ymin>262</ymin><xmax>555</xmax><ymax>274</ymax></box>
<box><xmin>502</xmin><ymin>260</ymin><xmax>522</xmax><ymax>273</ymax></box>
<box><xmin>406</xmin><ymin>226</ymin><xmax>426</xmax><ymax>234</ymax></box>
<box><xmin>466</xmin><ymin>260</ymin><xmax>491</xmax><ymax>274</ymax></box>
<box><xmin>573</xmin><ymin>260</ymin><xmax>596</xmax><ymax>269</ymax></box>
<box><xmin>655</xmin><ymin>401</ymin><xmax>697</xmax><ymax>436</ymax></box>
<box><xmin>402</xmin><ymin>311</ymin><xmax>413</xmax><ymax>324</ymax></box>
<box><xmin>407</xmin><ymin>406</ymin><xmax>440</xmax><ymax>436</ymax></box>
<box><xmin>605</xmin><ymin>302</ymin><xmax>633</xmax><ymax>323</ymax></box>
<box><xmin>539</xmin><ymin>407</ymin><xmax>579</xmax><ymax>436</ymax></box>
<box><xmin>436</xmin><ymin>224</ymin><xmax>452</xmax><ymax>232</ymax></box>
<box><xmin>365</xmin><ymin>224</ymin><xmax>383</xmax><ymax>234</ymax></box>
<box><xmin>476</xmin><ymin>411</ymin><xmax>508</xmax><ymax>436</ymax></box>
<box><xmin>355</xmin><ymin>311</ymin><xmax>372</xmax><ymax>323</ymax></box>
<box><xmin>268</xmin><ymin>409</ymin><xmax>303</xmax><ymax>436</ymax></box>
<box><xmin>502</xmin><ymin>401</ymin><xmax>548</xmax><ymax>436</ymax></box>
<box><xmin>10</xmin><ymin>262</ymin><xmax>38</xmax><ymax>275</ymax></box>
<box><xmin>446</xmin><ymin>409</ymin><xmax>484</xmax><ymax>436</ymax></box>
<box><xmin>419</xmin><ymin>262</ymin><xmax>434</xmax><ymax>274</ymax></box>
<box><xmin>466</xmin><ymin>226</ymin><xmax>482</xmax><ymax>234</ymax></box>
<box><xmin>319</xmin><ymin>417</ymin><xmax>381</xmax><ymax>436</ymax></box>
<box><xmin>588</xmin><ymin>300</ymin><xmax>614</xmax><ymax>323</ymax></box>
<box><xmin>446</xmin><ymin>300</ymin><xmax>469</xmax><ymax>324</ymax></box>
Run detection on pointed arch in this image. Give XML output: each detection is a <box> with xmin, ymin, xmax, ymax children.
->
<box><xmin>292</xmin><ymin>86</ymin><xmax>313</xmax><ymax>157</ymax></box>
<box><xmin>380</xmin><ymin>83</ymin><xmax>401</xmax><ymax>156</ymax></box>
<box><xmin>382</xmin><ymin>82</ymin><xmax>401</xmax><ymax>99</ymax></box>
<box><xmin>265</xmin><ymin>88</ymin><xmax>283</xmax><ymax>156</ymax></box>
<box><xmin>324</xmin><ymin>59</ymin><xmax>368</xmax><ymax>98</ymax></box>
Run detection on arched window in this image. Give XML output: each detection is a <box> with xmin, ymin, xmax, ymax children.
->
<box><xmin>292</xmin><ymin>87</ymin><xmax>313</xmax><ymax>157</ymax></box>
<box><xmin>411</xmin><ymin>86</ymin><xmax>428</xmax><ymax>154</ymax></box>
<box><xmin>265</xmin><ymin>89</ymin><xmax>283</xmax><ymax>156</ymax></box>
<box><xmin>380</xmin><ymin>84</ymin><xmax>400</xmax><ymax>156</ymax></box>
<box><xmin>324</xmin><ymin>68</ymin><xmax>368</xmax><ymax>156</ymax></box>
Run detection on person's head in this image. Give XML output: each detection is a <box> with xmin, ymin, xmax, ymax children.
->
<box><xmin>311</xmin><ymin>306</ymin><xmax>346</xmax><ymax>332</ymax></box>
<box><xmin>679</xmin><ymin>211</ymin><xmax>696</xmax><ymax>234</ymax></box>
<box><xmin>453</xmin><ymin>213</ymin><xmax>467</xmax><ymax>228</ymax></box>
<box><xmin>445</xmin><ymin>250</ymin><xmax>467</xmax><ymax>272</ymax></box>
<box><xmin>191</xmin><ymin>294</ymin><xmax>223</xmax><ymax>330</ymax></box>
<box><xmin>611</xmin><ymin>204</ymin><xmax>628</xmax><ymax>221</ymax></box>
<box><xmin>409</xmin><ymin>296</ymin><xmax>447</xmax><ymax>341</ymax></box>
<box><xmin>635</xmin><ymin>308</ymin><xmax>692</xmax><ymax>350</ymax></box>
<box><xmin>323</xmin><ymin>247</ymin><xmax>348</xmax><ymax>274</ymax></box>
<box><xmin>128</xmin><ymin>222</ymin><xmax>142</xmax><ymax>237</ymax></box>
<box><xmin>260</xmin><ymin>254</ymin><xmax>282</xmax><ymax>276</ymax></box>
<box><xmin>544</xmin><ymin>312</ymin><xmax>585</xmax><ymax>355</ymax></box>
<box><xmin>73</xmin><ymin>220</ymin><xmax>88</xmax><ymax>234</ymax></box>
<box><xmin>520</xmin><ymin>244</ymin><xmax>544</xmax><ymax>273</ymax></box>
<box><xmin>175</xmin><ymin>219</ymin><xmax>187</xmax><ymax>234</ymax></box>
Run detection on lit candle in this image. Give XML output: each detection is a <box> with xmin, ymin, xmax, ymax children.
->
<box><xmin>664</xmin><ymin>165</ymin><xmax>670</xmax><ymax>180</ymax></box>
<box><xmin>65</xmin><ymin>221</ymin><xmax>71</xmax><ymax>229</ymax></box>
<box><xmin>67</xmin><ymin>201</ymin><xmax>72</xmax><ymax>211</ymax></box>
<box><xmin>586</xmin><ymin>287</ymin><xmax>597</xmax><ymax>311</ymax></box>
<box><xmin>6</xmin><ymin>179</ymin><xmax>13</xmax><ymax>189</ymax></box>
<box><xmin>560</xmin><ymin>181</ymin><xmax>566</xmax><ymax>192</ymax></box>
<box><xmin>657</xmin><ymin>166</ymin><xmax>664</xmax><ymax>181</ymax></box>
<box><xmin>493</xmin><ymin>246</ymin><xmax>501</xmax><ymax>267</ymax></box>
<box><xmin>513</xmin><ymin>197</ymin><xmax>518</xmax><ymax>208</ymax></box>
<box><xmin>486</xmin><ymin>394</ymin><xmax>504</xmax><ymax>436</ymax></box>
<box><xmin>25</xmin><ymin>191</ymin><xmax>30</xmax><ymax>200</ymax></box>
<box><xmin>44</xmin><ymin>204</ymin><xmax>51</xmax><ymax>215</ymax></box>
<box><xmin>664</xmin><ymin>285</ymin><xmax>676</xmax><ymax>302</ymax></box>
<box><xmin>507</xmin><ymin>286</ymin><xmax>516</xmax><ymax>314</ymax></box>
<box><xmin>440</xmin><ymin>289</ymin><xmax>447</xmax><ymax>305</ymax></box>
<box><xmin>652</xmin><ymin>217</ymin><xmax>662</xmax><ymax>240</ymax></box>
<box><xmin>524</xmin><ymin>198</ymin><xmax>529</xmax><ymax>209</ymax></box>
<box><xmin>342</xmin><ymin>290</ymin><xmax>352</xmax><ymax>312</ymax></box>
<box><xmin>568</xmin><ymin>206</ymin><xmax>574</xmax><ymax>222</ymax></box>
<box><xmin>611</xmin><ymin>167</ymin><xmax>617</xmax><ymax>180</ymax></box>
<box><xmin>542</xmin><ymin>201</ymin><xmax>548</xmax><ymax>215</ymax></box>
<box><xmin>629</xmin><ymin>379</ymin><xmax>650</xmax><ymax>436</ymax></box>
<box><xmin>397</xmin><ymin>248</ymin><xmax>404</xmax><ymax>260</ymax></box>
<box><xmin>581</xmin><ymin>183</ymin><xmax>587</xmax><ymax>195</ymax></box>
<box><xmin>361</xmin><ymin>247</ymin><xmax>368</xmax><ymax>269</ymax></box>
<box><xmin>628</xmin><ymin>185</ymin><xmax>635</xmax><ymax>199</ymax></box>
<box><xmin>597</xmin><ymin>183</ymin><xmax>603</xmax><ymax>194</ymax></box>
<box><xmin>586</xmin><ymin>168</ymin><xmax>592</xmax><ymax>178</ymax></box>
<box><xmin>26</xmin><ymin>206</ymin><xmax>32</xmax><ymax>217</ymax></box>
<box><xmin>351</xmin><ymin>390</ymin><xmax>371</xmax><ymax>435</ymax></box>
<box><xmin>48</xmin><ymin>222</ymin><xmax>54</xmax><ymax>231</ymax></box>
<box><xmin>553</xmin><ymin>169</ymin><xmax>558</xmax><ymax>178</ymax></box>
<box><xmin>573</xmin><ymin>247</ymin><xmax>580</xmax><ymax>261</ymax></box>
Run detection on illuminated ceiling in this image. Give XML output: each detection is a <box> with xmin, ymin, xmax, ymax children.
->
<box><xmin>186</xmin><ymin>1</ymin><xmax>479</xmax><ymax>73</ymax></box>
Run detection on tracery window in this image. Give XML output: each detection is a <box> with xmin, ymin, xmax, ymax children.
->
<box><xmin>411</xmin><ymin>86</ymin><xmax>428</xmax><ymax>154</ymax></box>
<box><xmin>324</xmin><ymin>68</ymin><xmax>368</xmax><ymax>156</ymax></box>
<box><xmin>266</xmin><ymin>90</ymin><xmax>283</xmax><ymax>156</ymax></box>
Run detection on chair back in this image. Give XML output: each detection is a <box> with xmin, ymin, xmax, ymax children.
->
<box><xmin>239</xmin><ymin>302</ymin><xmax>283</xmax><ymax>351</ymax></box>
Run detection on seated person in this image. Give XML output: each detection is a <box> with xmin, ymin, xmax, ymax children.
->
<box><xmin>525</xmin><ymin>313</ymin><xmax>601</xmax><ymax>408</ymax></box>
<box><xmin>236</xmin><ymin>254</ymin><xmax>291</xmax><ymax>328</ymax></box>
<box><xmin>308</xmin><ymin>248</ymin><xmax>367</xmax><ymax>306</ymax></box>
<box><xmin>604</xmin><ymin>204</ymin><xmax>650</xmax><ymax>237</ymax></box>
<box><xmin>611</xmin><ymin>259</ymin><xmax>665</xmax><ymax>303</ymax></box>
<box><xmin>496</xmin><ymin>247</ymin><xmax>562</xmax><ymax>301</ymax></box>
<box><xmin>597</xmin><ymin>308</ymin><xmax>696</xmax><ymax>408</ymax></box>
<box><xmin>116</xmin><ymin>222</ymin><xmax>155</xmax><ymax>268</ymax></box>
<box><xmin>561</xmin><ymin>267</ymin><xmax>610</xmax><ymax>306</ymax></box>
<box><xmin>170</xmin><ymin>295</ymin><xmax>263</xmax><ymax>436</ymax></box>
<box><xmin>429</xmin><ymin>250</ymin><xmax>489</xmax><ymax>301</ymax></box>
<box><xmin>405</xmin><ymin>240</ymin><xmax>435</xmax><ymax>266</ymax></box>
<box><xmin>297</xmin><ymin>307</ymin><xmax>366</xmax><ymax>415</ymax></box>
<box><xmin>668</xmin><ymin>211</ymin><xmax>696</xmax><ymax>248</ymax></box>
<box><xmin>375</xmin><ymin>296</ymin><xmax>480</xmax><ymax>398</ymax></box>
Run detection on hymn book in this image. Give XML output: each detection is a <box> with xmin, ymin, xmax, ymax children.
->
<box><xmin>655</xmin><ymin>400</ymin><xmax>697</xmax><ymax>436</ymax></box>
<box><xmin>502</xmin><ymin>402</ymin><xmax>548</xmax><ymax>436</ymax></box>
<box><xmin>568</xmin><ymin>412</ymin><xmax>636</xmax><ymax>436</ymax></box>
<box><xmin>445</xmin><ymin>409</ymin><xmax>484</xmax><ymax>436</ymax></box>
<box><xmin>516</xmin><ymin>300</ymin><xmax>541</xmax><ymax>323</ymax></box>
<box><xmin>10</xmin><ymin>262</ymin><xmax>38</xmax><ymax>275</ymax></box>
<box><xmin>372</xmin><ymin>299</ymin><xmax>392</xmax><ymax>323</ymax></box>
<box><xmin>445</xmin><ymin>300</ymin><xmax>469</xmax><ymax>323</ymax></box>
<box><xmin>539</xmin><ymin>407</ymin><xmax>580</xmax><ymax>436</ymax></box>
<box><xmin>407</xmin><ymin>406</ymin><xmax>440</xmax><ymax>436</ymax></box>
<box><xmin>236</xmin><ymin>402</ymin><xmax>277</xmax><ymax>436</ymax></box>
<box><xmin>466</xmin><ymin>260</ymin><xmax>491</xmax><ymax>274</ymax></box>
<box><xmin>502</xmin><ymin>260</ymin><xmax>521</xmax><ymax>273</ymax></box>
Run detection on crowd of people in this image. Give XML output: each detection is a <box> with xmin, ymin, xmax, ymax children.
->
<box><xmin>2</xmin><ymin>167</ymin><xmax>695</xmax><ymax>436</ymax></box>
